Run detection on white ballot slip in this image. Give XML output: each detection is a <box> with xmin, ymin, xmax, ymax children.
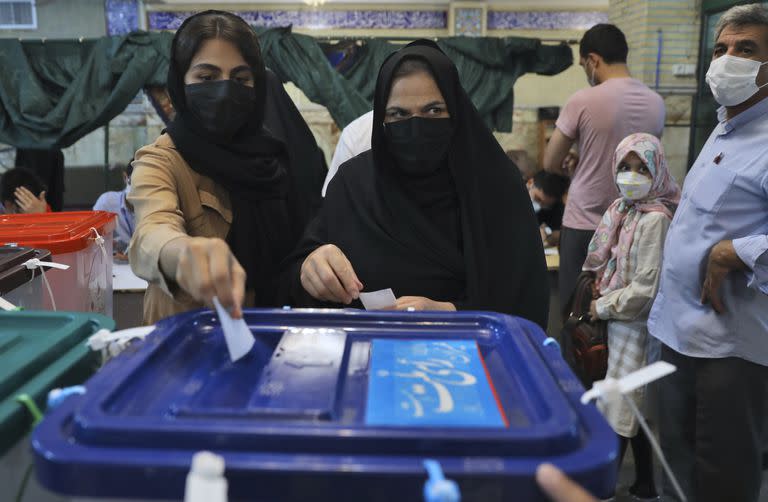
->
<box><xmin>213</xmin><ymin>297</ymin><xmax>255</xmax><ymax>362</ymax></box>
<box><xmin>359</xmin><ymin>288</ymin><xmax>397</xmax><ymax>310</ymax></box>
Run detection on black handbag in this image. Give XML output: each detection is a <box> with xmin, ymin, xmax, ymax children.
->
<box><xmin>560</xmin><ymin>271</ymin><xmax>608</xmax><ymax>386</ymax></box>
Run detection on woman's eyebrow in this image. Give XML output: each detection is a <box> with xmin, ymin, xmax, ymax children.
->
<box><xmin>189</xmin><ymin>63</ymin><xmax>221</xmax><ymax>72</ymax></box>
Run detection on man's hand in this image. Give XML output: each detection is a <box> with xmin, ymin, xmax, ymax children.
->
<box><xmin>562</xmin><ymin>151</ymin><xmax>579</xmax><ymax>177</ymax></box>
<box><xmin>701</xmin><ymin>240</ymin><xmax>747</xmax><ymax>314</ymax></box>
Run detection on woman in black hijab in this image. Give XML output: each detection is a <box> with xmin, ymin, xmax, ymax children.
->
<box><xmin>282</xmin><ymin>41</ymin><xmax>549</xmax><ymax>327</ymax></box>
<box><xmin>129</xmin><ymin>11</ymin><xmax>322</xmax><ymax>323</ymax></box>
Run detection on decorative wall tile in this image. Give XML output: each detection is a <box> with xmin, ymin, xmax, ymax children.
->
<box><xmin>454</xmin><ymin>7</ymin><xmax>483</xmax><ymax>37</ymax></box>
<box><xmin>487</xmin><ymin>11</ymin><xmax>608</xmax><ymax>31</ymax></box>
<box><xmin>105</xmin><ymin>0</ymin><xmax>140</xmax><ymax>36</ymax></box>
<box><xmin>148</xmin><ymin>9</ymin><xmax>448</xmax><ymax>31</ymax></box>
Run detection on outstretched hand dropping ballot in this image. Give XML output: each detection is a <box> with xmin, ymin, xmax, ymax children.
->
<box><xmin>300</xmin><ymin>244</ymin><xmax>455</xmax><ymax>311</ymax></box>
<box><xmin>161</xmin><ymin>237</ymin><xmax>246</xmax><ymax>319</ymax></box>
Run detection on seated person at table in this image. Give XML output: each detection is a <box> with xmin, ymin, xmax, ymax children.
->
<box><xmin>528</xmin><ymin>170</ymin><xmax>569</xmax><ymax>247</ymax></box>
<box><xmin>0</xmin><ymin>167</ymin><xmax>50</xmax><ymax>214</ymax></box>
<box><xmin>94</xmin><ymin>161</ymin><xmax>135</xmax><ymax>257</ymax></box>
<box><xmin>282</xmin><ymin>41</ymin><xmax>549</xmax><ymax>328</ymax></box>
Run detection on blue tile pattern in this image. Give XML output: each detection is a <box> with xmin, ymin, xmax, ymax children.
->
<box><xmin>487</xmin><ymin>11</ymin><xmax>608</xmax><ymax>30</ymax></box>
<box><xmin>148</xmin><ymin>9</ymin><xmax>448</xmax><ymax>31</ymax></box>
<box><xmin>105</xmin><ymin>0</ymin><xmax>140</xmax><ymax>35</ymax></box>
<box><xmin>454</xmin><ymin>7</ymin><xmax>483</xmax><ymax>37</ymax></box>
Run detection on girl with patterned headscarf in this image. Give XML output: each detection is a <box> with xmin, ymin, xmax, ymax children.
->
<box><xmin>583</xmin><ymin>132</ymin><xmax>681</xmax><ymax>500</ymax></box>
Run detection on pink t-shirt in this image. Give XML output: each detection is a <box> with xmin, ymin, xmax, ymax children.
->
<box><xmin>556</xmin><ymin>77</ymin><xmax>665</xmax><ymax>230</ymax></box>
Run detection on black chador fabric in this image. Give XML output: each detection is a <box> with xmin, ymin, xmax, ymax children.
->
<box><xmin>262</xmin><ymin>68</ymin><xmax>326</xmax><ymax>221</ymax></box>
<box><xmin>282</xmin><ymin>41</ymin><xmax>549</xmax><ymax>328</ymax></box>
<box><xmin>164</xmin><ymin>11</ymin><xmax>321</xmax><ymax>305</ymax></box>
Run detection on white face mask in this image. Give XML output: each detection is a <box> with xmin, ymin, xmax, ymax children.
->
<box><xmin>531</xmin><ymin>197</ymin><xmax>541</xmax><ymax>213</ymax></box>
<box><xmin>586</xmin><ymin>60</ymin><xmax>597</xmax><ymax>87</ymax></box>
<box><xmin>706</xmin><ymin>55</ymin><xmax>768</xmax><ymax>107</ymax></box>
<box><xmin>616</xmin><ymin>171</ymin><xmax>652</xmax><ymax>201</ymax></box>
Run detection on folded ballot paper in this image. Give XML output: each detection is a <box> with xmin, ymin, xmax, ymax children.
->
<box><xmin>359</xmin><ymin>288</ymin><xmax>397</xmax><ymax>310</ymax></box>
<box><xmin>213</xmin><ymin>297</ymin><xmax>255</xmax><ymax>362</ymax></box>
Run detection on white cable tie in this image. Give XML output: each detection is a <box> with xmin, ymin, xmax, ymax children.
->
<box><xmin>88</xmin><ymin>326</ymin><xmax>155</xmax><ymax>363</ymax></box>
<box><xmin>40</xmin><ymin>266</ymin><xmax>56</xmax><ymax>311</ymax></box>
<box><xmin>625</xmin><ymin>396</ymin><xmax>688</xmax><ymax>502</ymax></box>
<box><xmin>90</xmin><ymin>227</ymin><xmax>108</xmax><ymax>259</ymax></box>
<box><xmin>23</xmin><ymin>258</ymin><xmax>70</xmax><ymax>271</ymax></box>
<box><xmin>580</xmin><ymin>361</ymin><xmax>676</xmax><ymax>405</ymax></box>
<box><xmin>23</xmin><ymin>258</ymin><xmax>69</xmax><ymax>312</ymax></box>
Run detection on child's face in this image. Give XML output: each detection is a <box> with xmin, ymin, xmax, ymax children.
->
<box><xmin>616</xmin><ymin>151</ymin><xmax>652</xmax><ymax>181</ymax></box>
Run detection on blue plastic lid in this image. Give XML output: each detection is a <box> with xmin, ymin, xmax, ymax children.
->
<box><xmin>33</xmin><ymin>309</ymin><xmax>618</xmax><ymax>501</ymax></box>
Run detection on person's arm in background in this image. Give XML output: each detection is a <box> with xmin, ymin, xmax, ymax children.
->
<box><xmin>702</xmin><ymin>176</ymin><xmax>768</xmax><ymax>313</ymax></box>
<box><xmin>322</xmin><ymin>130</ymin><xmax>354</xmax><ymax>197</ymax></box>
<box><xmin>543</xmin><ymin>128</ymin><xmax>576</xmax><ymax>177</ymax></box>
<box><xmin>323</xmin><ymin>112</ymin><xmax>374</xmax><ymax>197</ymax></box>
<box><xmin>545</xmin><ymin>91</ymin><xmax>586</xmax><ymax>177</ymax></box>
<box><xmin>702</xmin><ymin>238</ymin><xmax>764</xmax><ymax>313</ymax></box>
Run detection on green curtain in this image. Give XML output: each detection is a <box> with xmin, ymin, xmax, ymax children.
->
<box><xmin>257</xmin><ymin>27</ymin><xmax>371</xmax><ymax>129</ymax></box>
<box><xmin>0</xmin><ymin>28</ymin><xmax>572</xmax><ymax>149</ymax></box>
<box><xmin>0</xmin><ymin>32</ymin><xmax>172</xmax><ymax>149</ymax></box>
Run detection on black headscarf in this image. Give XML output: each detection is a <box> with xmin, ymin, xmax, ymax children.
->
<box><xmin>165</xmin><ymin>11</ymin><xmax>319</xmax><ymax>305</ymax></box>
<box><xmin>282</xmin><ymin>41</ymin><xmax>549</xmax><ymax>327</ymax></box>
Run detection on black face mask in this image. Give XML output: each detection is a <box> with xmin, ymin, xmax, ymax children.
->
<box><xmin>185</xmin><ymin>80</ymin><xmax>256</xmax><ymax>139</ymax></box>
<box><xmin>384</xmin><ymin>117</ymin><xmax>454</xmax><ymax>176</ymax></box>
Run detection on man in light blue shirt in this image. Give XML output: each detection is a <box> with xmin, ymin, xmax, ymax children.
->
<box><xmin>648</xmin><ymin>5</ymin><xmax>768</xmax><ymax>501</ymax></box>
<box><xmin>93</xmin><ymin>163</ymin><xmax>135</xmax><ymax>256</ymax></box>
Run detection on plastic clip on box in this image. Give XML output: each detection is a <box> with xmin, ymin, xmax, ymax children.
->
<box><xmin>0</xmin><ymin>310</ymin><xmax>114</xmax><ymax>501</ymax></box>
<box><xmin>33</xmin><ymin>309</ymin><xmax>619</xmax><ymax>501</ymax></box>
<box><xmin>0</xmin><ymin>211</ymin><xmax>116</xmax><ymax>315</ymax></box>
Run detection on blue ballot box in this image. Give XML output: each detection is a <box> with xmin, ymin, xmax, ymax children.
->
<box><xmin>32</xmin><ymin>309</ymin><xmax>618</xmax><ymax>501</ymax></box>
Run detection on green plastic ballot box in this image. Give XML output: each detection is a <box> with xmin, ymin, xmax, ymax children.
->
<box><xmin>0</xmin><ymin>310</ymin><xmax>114</xmax><ymax>501</ymax></box>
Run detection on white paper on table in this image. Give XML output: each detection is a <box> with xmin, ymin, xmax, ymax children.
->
<box><xmin>112</xmin><ymin>263</ymin><xmax>149</xmax><ymax>292</ymax></box>
<box><xmin>213</xmin><ymin>297</ymin><xmax>255</xmax><ymax>362</ymax></box>
<box><xmin>359</xmin><ymin>288</ymin><xmax>397</xmax><ymax>310</ymax></box>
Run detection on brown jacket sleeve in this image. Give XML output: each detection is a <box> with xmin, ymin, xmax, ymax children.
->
<box><xmin>126</xmin><ymin>134</ymin><xmax>245</xmax><ymax>324</ymax></box>
<box><xmin>128</xmin><ymin>142</ymin><xmax>190</xmax><ymax>297</ymax></box>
